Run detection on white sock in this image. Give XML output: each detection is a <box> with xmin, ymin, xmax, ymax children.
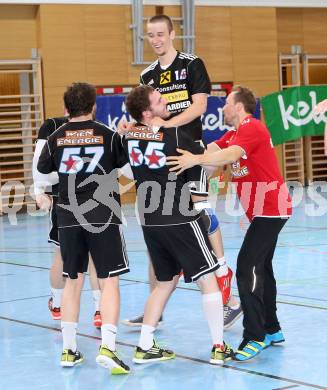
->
<box><xmin>101</xmin><ymin>324</ymin><xmax>117</xmax><ymax>351</ymax></box>
<box><xmin>215</xmin><ymin>257</ymin><xmax>228</xmax><ymax>277</ymax></box>
<box><xmin>202</xmin><ymin>292</ymin><xmax>224</xmax><ymax>346</ymax></box>
<box><xmin>92</xmin><ymin>289</ymin><xmax>101</xmax><ymax>312</ymax></box>
<box><xmin>139</xmin><ymin>324</ymin><xmax>156</xmax><ymax>351</ymax></box>
<box><xmin>51</xmin><ymin>288</ymin><xmax>63</xmax><ymax>308</ymax></box>
<box><xmin>61</xmin><ymin>321</ymin><xmax>77</xmax><ymax>352</ymax></box>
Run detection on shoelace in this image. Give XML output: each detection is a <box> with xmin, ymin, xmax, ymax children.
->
<box><xmin>152</xmin><ymin>341</ymin><xmax>170</xmax><ymax>352</ymax></box>
<box><xmin>112</xmin><ymin>350</ymin><xmax>123</xmax><ymax>361</ymax></box>
<box><xmin>102</xmin><ymin>345</ymin><xmax>127</xmax><ymax>361</ymax></box>
<box><xmin>223</xmin><ymin>306</ymin><xmax>230</xmax><ymax>319</ymax></box>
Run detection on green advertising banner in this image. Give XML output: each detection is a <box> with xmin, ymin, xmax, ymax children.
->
<box><xmin>261</xmin><ymin>86</ymin><xmax>327</xmax><ymax>145</ymax></box>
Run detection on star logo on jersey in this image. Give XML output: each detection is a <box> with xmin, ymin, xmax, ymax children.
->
<box><xmin>146</xmin><ymin>150</ymin><xmax>163</xmax><ymax>167</ymax></box>
<box><xmin>160</xmin><ymin>71</ymin><xmax>171</xmax><ymax>85</ymax></box>
<box><xmin>130</xmin><ymin>149</ymin><xmax>141</xmax><ymax>164</ymax></box>
<box><xmin>63</xmin><ymin>156</ymin><xmax>78</xmax><ymax>172</ymax></box>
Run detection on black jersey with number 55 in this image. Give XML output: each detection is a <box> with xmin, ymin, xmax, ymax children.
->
<box><xmin>115</xmin><ymin>124</ymin><xmax>207</xmax><ymax>226</ymax></box>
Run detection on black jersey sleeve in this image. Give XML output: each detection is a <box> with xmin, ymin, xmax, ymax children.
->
<box><xmin>177</xmin><ymin>131</ymin><xmax>208</xmax><ymax>196</ymax></box>
<box><xmin>178</xmin><ymin>131</ymin><xmax>205</xmax><ymax>155</ymax></box>
<box><xmin>37</xmin><ymin>140</ymin><xmax>56</xmax><ymax>174</ymax></box>
<box><xmin>111</xmin><ymin>132</ymin><xmax>129</xmax><ymax>168</ymax></box>
<box><xmin>37</xmin><ymin>119</ymin><xmax>56</xmax><ymax>140</ymax></box>
<box><xmin>187</xmin><ymin>58</ymin><xmax>211</xmax><ymax>96</ymax></box>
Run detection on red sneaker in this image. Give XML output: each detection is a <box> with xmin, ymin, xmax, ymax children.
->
<box><xmin>93</xmin><ymin>311</ymin><xmax>102</xmax><ymax>328</ymax></box>
<box><xmin>48</xmin><ymin>297</ymin><xmax>61</xmax><ymax>320</ymax></box>
<box><xmin>216</xmin><ymin>267</ymin><xmax>233</xmax><ymax>305</ymax></box>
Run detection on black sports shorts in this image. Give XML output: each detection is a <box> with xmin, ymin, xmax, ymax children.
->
<box><xmin>142</xmin><ymin>217</ymin><xmax>218</xmax><ymax>283</ymax></box>
<box><xmin>59</xmin><ymin>224</ymin><xmax>129</xmax><ymax>279</ymax></box>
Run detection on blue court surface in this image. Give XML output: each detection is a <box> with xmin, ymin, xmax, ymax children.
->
<box><xmin>0</xmin><ymin>191</ymin><xmax>326</xmax><ymax>390</ymax></box>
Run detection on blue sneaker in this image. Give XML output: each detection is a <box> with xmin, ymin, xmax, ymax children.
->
<box><xmin>263</xmin><ymin>334</ymin><xmax>272</xmax><ymax>348</ymax></box>
<box><xmin>233</xmin><ymin>339</ymin><xmax>267</xmax><ymax>362</ymax></box>
<box><xmin>264</xmin><ymin>330</ymin><xmax>285</xmax><ymax>346</ymax></box>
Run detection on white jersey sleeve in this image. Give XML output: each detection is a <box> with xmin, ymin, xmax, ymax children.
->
<box><xmin>32</xmin><ymin>139</ymin><xmax>59</xmax><ymax>195</ymax></box>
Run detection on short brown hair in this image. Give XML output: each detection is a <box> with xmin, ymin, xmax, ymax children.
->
<box><xmin>148</xmin><ymin>14</ymin><xmax>174</xmax><ymax>33</ymax></box>
<box><xmin>125</xmin><ymin>85</ymin><xmax>154</xmax><ymax>123</ymax></box>
<box><xmin>232</xmin><ymin>86</ymin><xmax>256</xmax><ymax>115</ymax></box>
<box><xmin>64</xmin><ymin>82</ymin><xmax>96</xmax><ymax>118</ymax></box>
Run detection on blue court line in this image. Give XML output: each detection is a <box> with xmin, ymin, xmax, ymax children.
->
<box><xmin>0</xmin><ymin>294</ymin><xmax>53</xmax><ymax>304</ymax></box>
<box><xmin>0</xmin><ymin>315</ymin><xmax>325</xmax><ymax>390</ymax></box>
<box><xmin>1</xmin><ymin>260</ymin><xmax>326</xmax><ymax>310</ymax></box>
<box><xmin>0</xmin><ymin>249</ymin><xmax>53</xmax><ymax>254</ymax></box>
<box><xmin>0</xmin><ymin>282</ymin><xmax>138</xmax><ymax>304</ymax></box>
<box><xmin>4</xmin><ymin>238</ymin><xmax>327</xmax><ymax>255</ymax></box>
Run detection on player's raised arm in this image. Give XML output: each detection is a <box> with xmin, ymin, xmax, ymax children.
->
<box><xmin>167</xmin><ymin>146</ymin><xmax>244</xmax><ymax>175</ymax></box>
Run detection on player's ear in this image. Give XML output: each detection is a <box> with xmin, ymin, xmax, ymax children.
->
<box><xmin>235</xmin><ymin>101</ymin><xmax>243</xmax><ymax>114</ymax></box>
<box><xmin>92</xmin><ymin>104</ymin><xmax>97</xmax><ymax>119</ymax></box>
<box><xmin>170</xmin><ymin>29</ymin><xmax>175</xmax><ymax>41</ymax></box>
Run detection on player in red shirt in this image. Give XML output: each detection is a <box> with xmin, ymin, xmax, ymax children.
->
<box><xmin>167</xmin><ymin>86</ymin><xmax>292</xmax><ymax>361</ymax></box>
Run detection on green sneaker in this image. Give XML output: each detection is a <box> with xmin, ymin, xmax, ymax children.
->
<box><xmin>210</xmin><ymin>342</ymin><xmax>234</xmax><ymax>365</ymax></box>
<box><xmin>96</xmin><ymin>345</ymin><xmax>130</xmax><ymax>375</ymax></box>
<box><xmin>133</xmin><ymin>341</ymin><xmax>175</xmax><ymax>364</ymax></box>
<box><xmin>60</xmin><ymin>349</ymin><xmax>84</xmax><ymax>367</ymax></box>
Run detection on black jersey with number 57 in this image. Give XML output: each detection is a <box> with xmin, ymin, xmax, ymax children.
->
<box><xmin>37</xmin><ymin>120</ymin><xmax>124</xmax><ymax>227</ymax></box>
<box><xmin>140</xmin><ymin>52</ymin><xmax>211</xmax><ymax>141</ymax></box>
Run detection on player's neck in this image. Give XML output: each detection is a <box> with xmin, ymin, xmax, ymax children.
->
<box><xmin>158</xmin><ymin>47</ymin><xmax>177</xmax><ymax>67</ymax></box>
<box><xmin>142</xmin><ymin>120</ymin><xmax>151</xmax><ymax>128</ymax></box>
<box><xmin>236</xmin><ymin>112</ymin><xmax>251</xmax><ymax>128</ymax></box>
<box><xmin>69</xmin><ymin>114</ymin><xmax>93</xmax><ymax>122</ymax></box>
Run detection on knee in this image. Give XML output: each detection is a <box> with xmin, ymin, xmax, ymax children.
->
<box><xmin>236</xmin><ymin>266</ymin><xmax>247</xmax><ymax>282</ymax></box>
<box><xmin>196</xmin><ymin>272</ymin><xmax>217</xmax><ymax>293</ymax></box>
<box><xmin>66</xmin><ymin>274</ymin><xmax>84</xmax><ymax>291</ymax></box>
<box><xmin>203</xmin><ymin>209</ymin><xmax>219</xmax><ymax>235</ymax></box>
<box><xmin>157</xmin><ymin>280</ymin><xmax>176</xmax><ymax>294</ymax></box>
<box><xmin>172</xmin><ymin>275</ymin><xmax>180</xmax><ymax>290</ymax></box>
<box><xmin>236</xmin><ymin>267</ymin><xmax>264</xmax><ymax>296</ymax></box>
<box><xmin>106</xmin><ymin>275</ymin><xmax>119</xmax><ymax>288</ymax></box>
<box><xmin>194</xmin><ymin>201</ymin><xmax>219</xmax><ymax>235</ymax></box>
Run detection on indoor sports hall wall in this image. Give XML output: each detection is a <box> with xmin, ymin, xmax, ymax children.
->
<box><xmin>1</xmin><ymin>4</ymin><xmax>327</xmax><ymax>116</ymax></box>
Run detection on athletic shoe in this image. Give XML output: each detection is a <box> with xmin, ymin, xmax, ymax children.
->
<box><xmin>48</xmin><ymin>297</ymin><xmax>61</xmax><ymax>320</ymax></box>
<box><xmin>264</xmin><ymin>330</ymin><xmax>285</xmax><ymax>347</ymax></box>
<box><xmin>216</xmin><ymin>267</ymin><xmax>233</xmax><ymax>305</ymax></box>
<box><xmin>133</xmin><ymin>341</ymin><xmax>175</xmax><ymax>364</ymax></box>
<box><xmin>223</xmin><ymin>304</ymin><xmax>242</xmax><ymax>329</ymax></box>
<box><xmin>93</xmin><ymin>311</ymin><xmax>102</xmax><ymax>328</ymax></box>
<box><xmin>121</xmin><ymin>314</ymin><xmax>163</xmax><ymax>327</ymax></box>
<box><xmin>60</xmin><ymin>349</ymin><xmax>84</xmax><ymax>367</ymax></box>
<box><xmin>96</xmin><ymin>345</ymin><xmax>130</xmax><ymax>375</ymax></box>
<box><xmin>233</xmin><ymin>339</ymin><xmax>267</xmax><ymax>362</ymax></box>
<box><xmin>210</xmin><ymin>342</ymin><xmax>234</xmax><ymax>365</ymax></box>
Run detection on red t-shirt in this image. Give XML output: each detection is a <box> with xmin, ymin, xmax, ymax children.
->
<box><xmin>215</xmin><ymin>116</ymin><xmax>292</xmax><ymax>221</ymax></box>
